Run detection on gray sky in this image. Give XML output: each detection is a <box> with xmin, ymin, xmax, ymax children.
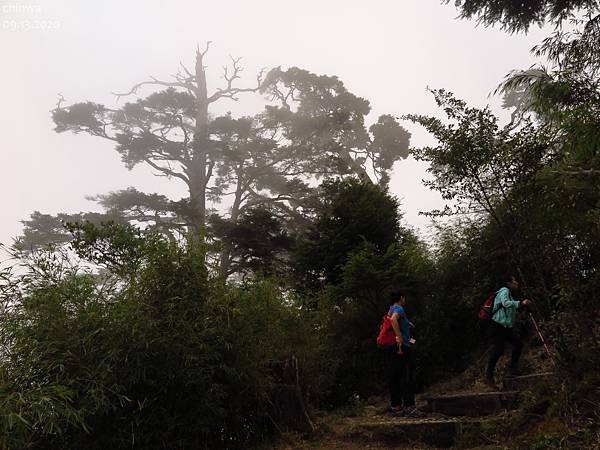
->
<box><xmin>0</xmin><ymin>0</ymin><xmax>550</xmax><ymax>246</ymax></box>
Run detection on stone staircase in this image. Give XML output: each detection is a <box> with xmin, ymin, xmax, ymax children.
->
<box><xmin>341</xmin><ymin>415</ymin><xmax>461</xmax><ymax>448</ymax></box>
<box><xmin>424</xmin><ymin>390</ymin><xmax>520</xmax><ymax>417</ymax></box>
<box><xmin>329</xmin><ymin>372</ymin><xmax>556</xmax><ymax>449</ymax></box>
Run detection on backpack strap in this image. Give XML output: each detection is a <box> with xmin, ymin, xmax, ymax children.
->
<box><xmin>491</xmin><ymin>290</ymin><xmax>505</xmax><ymax>318</ymax></box>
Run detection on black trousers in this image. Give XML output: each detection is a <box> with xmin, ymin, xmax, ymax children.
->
<box><xmin>486</xmin><ymin>321</ymin><xmax>523</xmax><ymax>378</ymax></box>
<box><xmin>387</xmin><ymin>345</ymin><xmax>415</xmax><ymax>407</ymax></box>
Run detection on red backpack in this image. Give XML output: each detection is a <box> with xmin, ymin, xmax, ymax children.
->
<box><xmin>376</xmin><ymin>314</ymin><xmax>397</xmax><ymax>347</ymax></box>
<box><xmin>478</xmin><ymin>291</ymin><xmax>501</xmax><ymax>320</ymax></box>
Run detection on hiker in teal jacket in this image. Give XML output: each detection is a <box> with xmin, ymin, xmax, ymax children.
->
<box><xmin>485</xmin><ymin>274</ymin><xmax>531</xmax><ymax>388</ymax></box>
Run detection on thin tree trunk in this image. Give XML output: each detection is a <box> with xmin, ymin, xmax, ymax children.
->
<box><xmin>218</xmin><ymin>172</ymin><xmax>245</xmax><ymax>277</ymax></box>
<box><xmin>189</xmin><ymin>48</ymin><xmax>210</xmax><ymax>234</ymax></box>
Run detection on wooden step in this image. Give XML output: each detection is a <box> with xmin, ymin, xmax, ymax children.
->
<box><xmin>342</xmin><ymin>417</ymin><xmax>461</xmax><ymax>448</ymax></box>
<box><xmin>425</xmin><ymin>391</ymin><xmax>520</xmax><ymax>417</ymax></box>
<box><xmin>502</xmin><ymin>372</ymin><xmax>557</xmax><ymax>390</ymax></box>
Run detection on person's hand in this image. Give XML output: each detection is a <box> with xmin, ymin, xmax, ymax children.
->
<box><xmin>395</xmin><ymin>336</ymin><xmax>403</xmax><ymax>354</ymax></box>
<box><xmin>522</xmin><ymin>299</ymin><xmax>532</xmax><ymax>306</ymax></box>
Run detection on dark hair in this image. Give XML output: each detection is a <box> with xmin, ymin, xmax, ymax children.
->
<box><xmin>500</xmin><ymin>273</ymin><xmax>517</xmax><ymax>285</ymax></box>
<box><xmin>388</xmin><ymin>290</ymin><xmax>405</xmax><ymax>303</ymax></box>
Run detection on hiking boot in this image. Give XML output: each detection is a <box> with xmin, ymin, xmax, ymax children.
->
<box><xmin>402</xmin><ymin>406</ymin><xmax>425</xmax><ymax>418</ymax></box>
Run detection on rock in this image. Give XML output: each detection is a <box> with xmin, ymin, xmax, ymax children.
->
<box><xmin>343</xmin><ymin>418</ymin><xmax>461</xmax><ymax>448</ymax></box>
<box><xmin>425</xmin><ymin>391</ymin><xmax>520</xmax><ymax>417</ymax></box>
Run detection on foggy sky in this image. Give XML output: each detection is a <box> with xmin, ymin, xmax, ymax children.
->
<box><xmin>0</xmin><ymin>0</ymin><xmax>551</xmax><ymax>246</ymax></box>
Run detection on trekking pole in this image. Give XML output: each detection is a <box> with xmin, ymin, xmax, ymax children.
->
<box><xmin>528</xmin><ymin>311</ymin><xmax>557</xmax><ymax>368</ymax></box>
<box><xmin>516</xmin><ymin>273</ymin><xmax>558</xmax><ymax>369</ymax></box>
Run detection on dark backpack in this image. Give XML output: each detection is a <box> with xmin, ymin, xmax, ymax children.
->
<box><xmin>478</xmin><ymin>291</ymin><xmax>503</xmax><ymax>320</ymax></box>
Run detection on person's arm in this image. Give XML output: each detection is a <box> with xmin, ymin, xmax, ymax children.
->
<box><xmin>390</xmin><ymin>312</ymin><xmax>404</xmax><ymax>354</ymax></box>
<box><xmin>498</xmin><ymin>288</ymin><xmax>521</xmax><ymax>308</ymax></box>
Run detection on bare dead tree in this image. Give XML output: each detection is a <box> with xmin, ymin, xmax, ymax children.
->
<box><xmin>112</xmin><ymin>42</ymin><xmax>264</xmax><ymax>231</ymax></box>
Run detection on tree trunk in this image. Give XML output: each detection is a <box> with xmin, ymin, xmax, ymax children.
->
<box><xmin>189</xmin><ymin>48</ymin><xmax>210</xmax><ymax>234</ymax></box>
<box><xmin>218</xmin><ymin>173</ymin><xmax>244</xmax><ymax>278</ymax></box>
<box><xmin>268</xmin><ymin>356</ymin><xmax>315</xmax><ymax>434</ymax></box>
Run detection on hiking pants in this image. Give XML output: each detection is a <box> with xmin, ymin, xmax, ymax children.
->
<box><xmin>388</xmin><ymin>345</ymin><xmax>415</xmax><ymax>407</ymax></box>
<box><xmin>486</xmin><ymin>321</ymin><xmax>523</xmax><ymax>378</ymax></box>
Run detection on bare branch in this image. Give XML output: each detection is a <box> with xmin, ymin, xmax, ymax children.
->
<box><xmin>55</xmin><ymin>93</ymin><xmax>65</xmax><ymax>110</ymax></box>
<box><xmin>113</xmin><ymin>78</ymin><xmax>190</xmax><ymax>101</ymax></box>
<box><xmin>176</xmin><ymin>115</ymin><xmax>192</xmax><ymax>161</ymax></box>
<box><xmin>179</xmin><ymin>61</ymin><xmax>194</xmax><ymax>79</ymax></box>
<box><xmin>207</xmin><ymin>60</ymin><xmax>264</xmax><ymax>104</ymax></box>
<box><xmin>198</xmin><ymin>41</ymin><xmax>212</xmax><ymax>58</ymax></box>
<box><xmin>552</xmin><ymin>168</ymin><xmax>600</xmax><ymax>176</ymax></box>
<box><xmin>144</xmin><ymin>159</ymin><xmax>190</xmax><ymax>185</ymax></box>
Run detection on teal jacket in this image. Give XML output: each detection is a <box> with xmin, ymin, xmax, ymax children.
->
<box><xmin>492</xmin><ymin>287</ymin><xmax>522</xmax><ymax>328</ymax></box>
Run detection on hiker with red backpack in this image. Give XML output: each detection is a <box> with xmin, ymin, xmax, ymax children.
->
<box><xmin>483</xmin><ymin>274</ymin><xmax>532</xmax><ymax>389</ymax></box>
<box><xmin>378</xmin><ymin>290</ymin><xmax>423</xmax><ymax>417</ymax></box>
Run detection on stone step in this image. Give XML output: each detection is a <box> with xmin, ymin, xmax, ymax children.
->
<box><xmin>502</xmin><ymin>372</ymin><xmax>557</xmax><ymax>390</ymax></box>
<box><xmin>425</xmin><ymin>391</ymin><xmax>520</xmax><ymax>417</ymax></box>
<box><xmin>342</xmin><ymin>417</ymin><xmax>461</xmax><ymax>448</ymax></box>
